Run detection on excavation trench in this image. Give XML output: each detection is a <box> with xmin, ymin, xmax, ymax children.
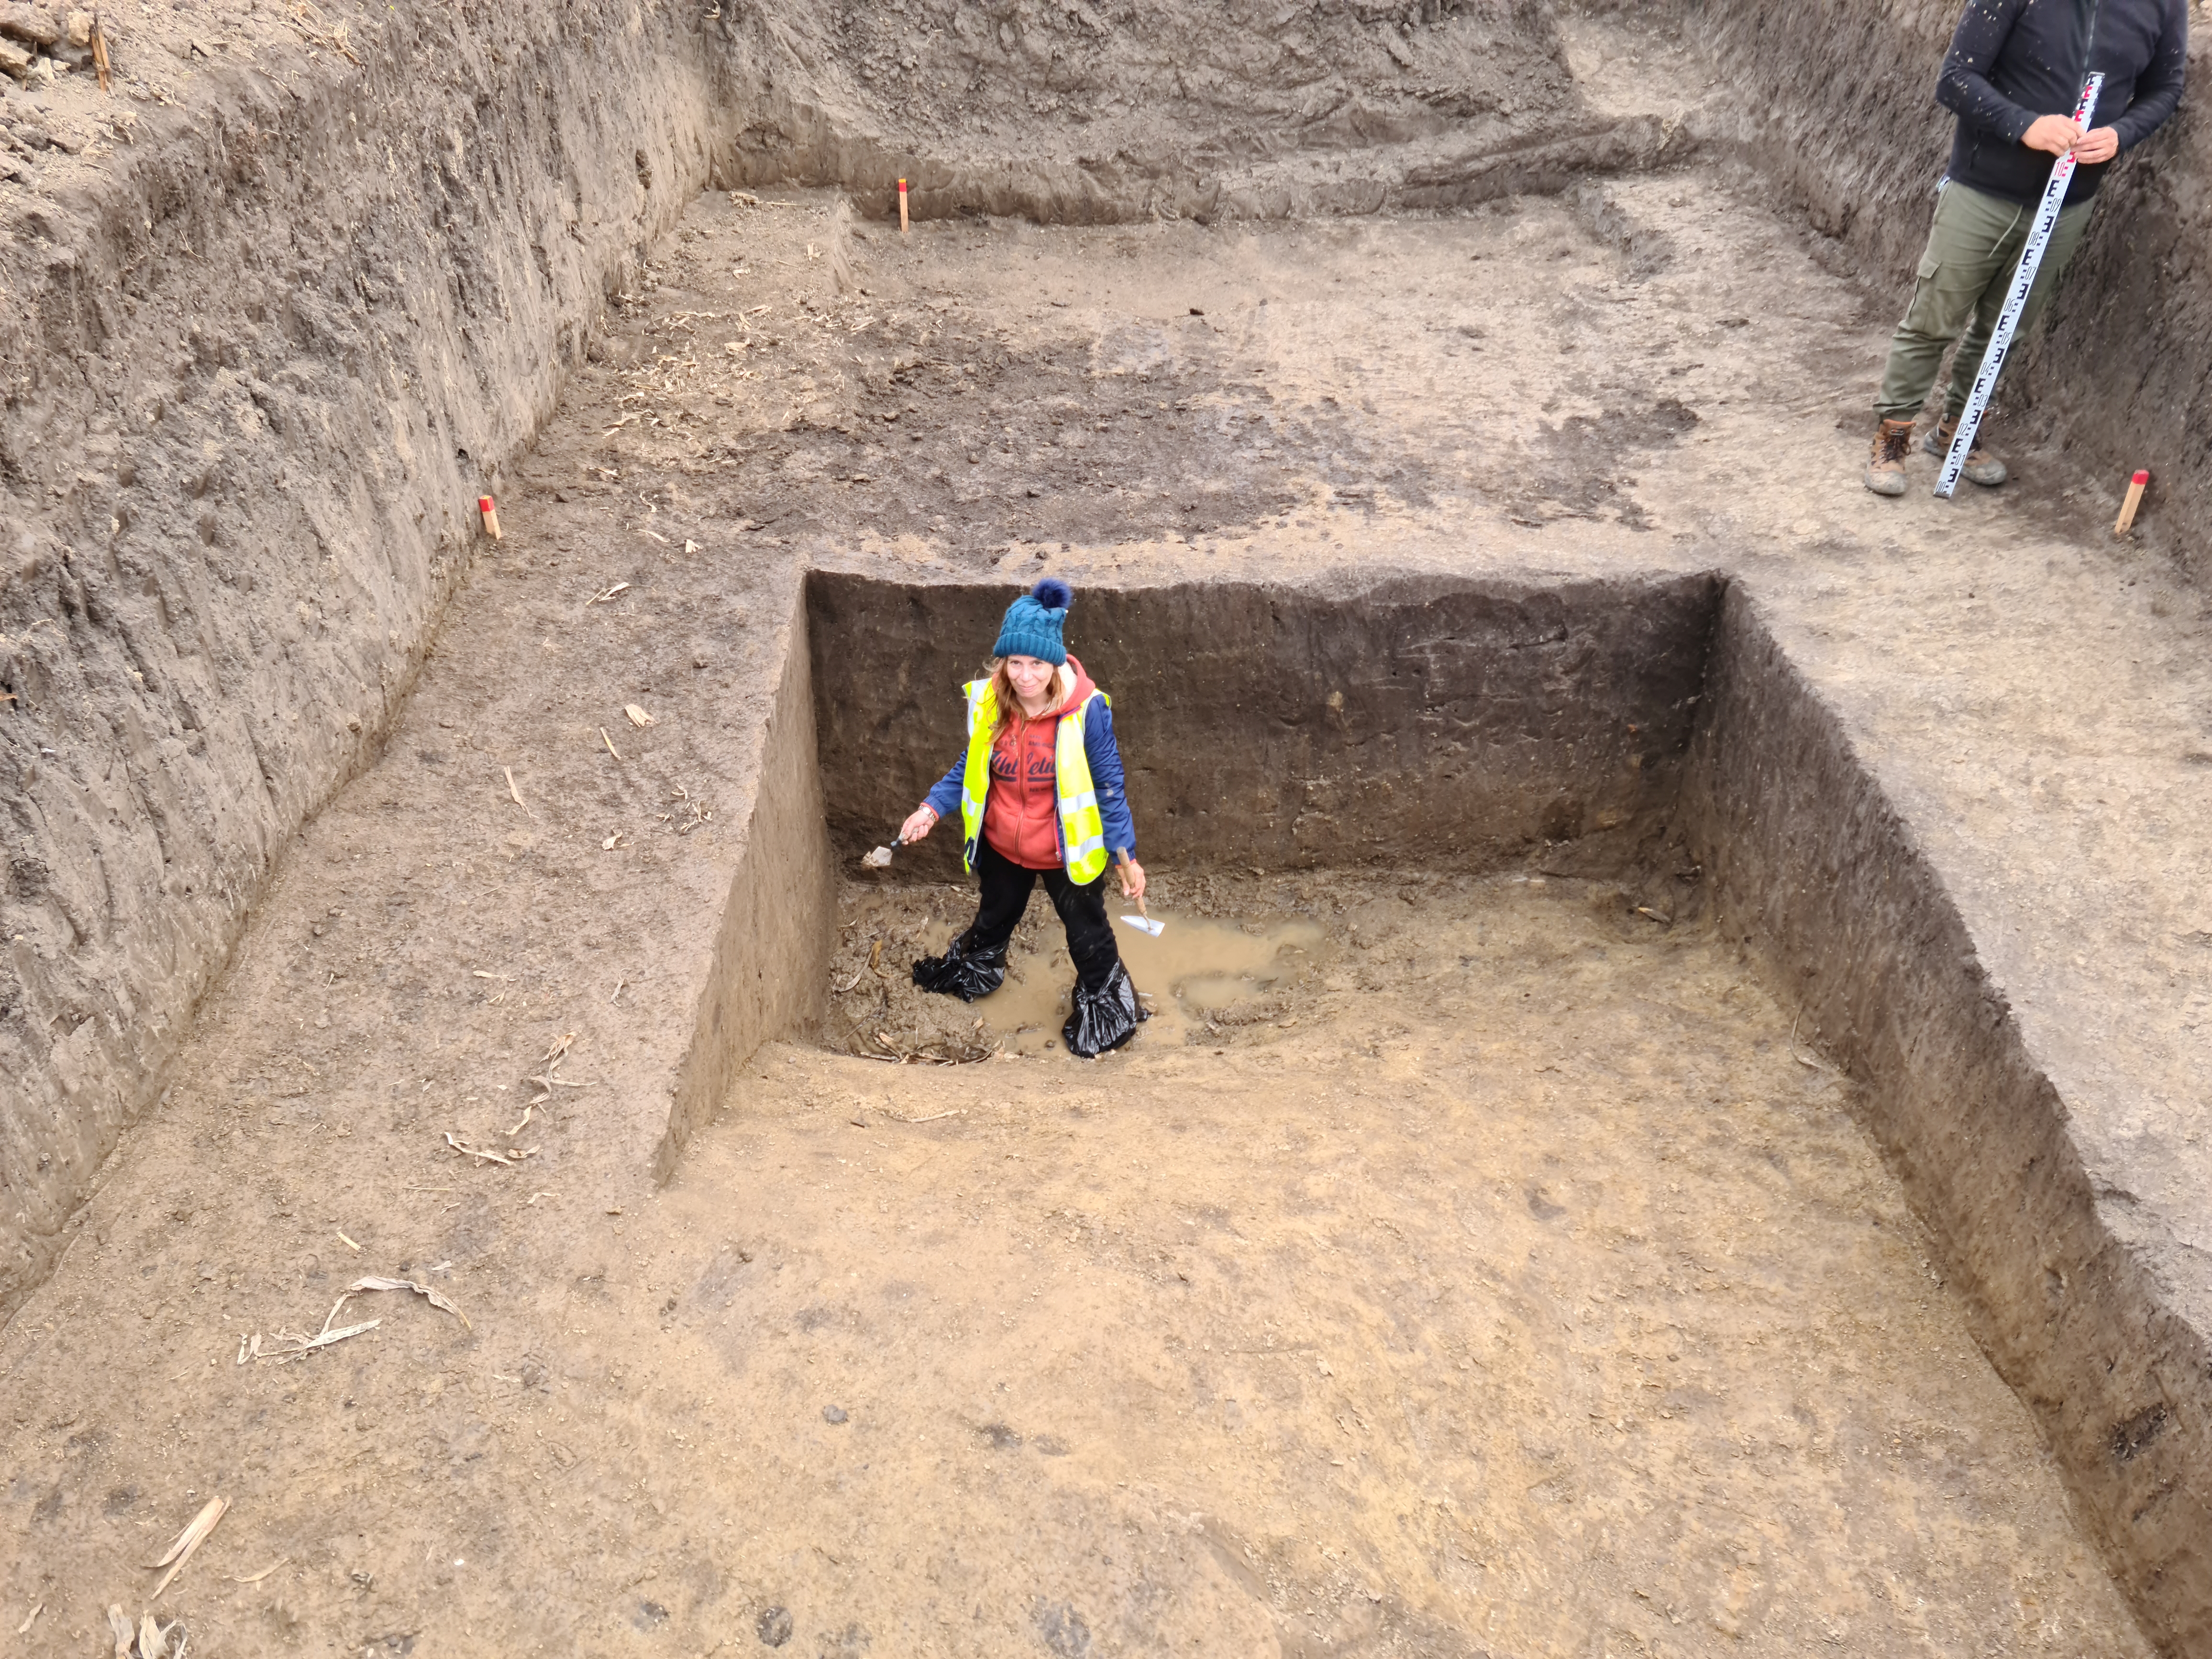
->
<box><xmin>660</xmin><ymin>567</ymin><xmax>1722</xmax><ymax>1166</ymax></box>
<box><xmin>803</xmin><ymin>568</ymin><xmax>1712</xmax><ymax>1062</ymax></box>
<box><xmin>646</xmin><ymin>569</ymin><xmax>2210</xmax><ymax>1649</ymax></box>
<box><xmin>5</xmin><ymin>0</ymin><xmax>2211</xmax><ymax>1639</ymax></box>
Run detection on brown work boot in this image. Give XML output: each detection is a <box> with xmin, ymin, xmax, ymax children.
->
<box><xmin>1864</xmin><ymin>417</ymin><xmax>1914</xmax><ymax>497</ymax></box>
<box><xmin>1923</xmin><ymin>417</ymin><xmax>2007</xmax><ymax>486</ymax></box>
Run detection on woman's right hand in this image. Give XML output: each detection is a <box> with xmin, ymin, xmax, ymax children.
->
<box><xmin>899</xmin><ymin>806</ymin><xmax>939</xmax><ymax>844</ymax></box>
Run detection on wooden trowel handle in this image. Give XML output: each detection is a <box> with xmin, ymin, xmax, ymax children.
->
<box><xmin>1114</xmin><ymin>849</ymin><xmax>1146</xmax><ymax>917</ymax></box>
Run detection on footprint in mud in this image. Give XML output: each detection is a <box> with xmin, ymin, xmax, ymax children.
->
<box><xmin>1527</xmin><ymin>1185</ymin><xmax>1568</xmax><ymax>1221</ymax></box>
<box><xmin>1034</xmin><ymin>1600</ymin><xmax>1093</xmax><ymax>1658</ymax></box>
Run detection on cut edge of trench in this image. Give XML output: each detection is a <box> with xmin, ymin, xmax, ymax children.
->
<box><xmin>654</xmin><ymin>564</ymin><xmax>2211</xmax><ymax>1657</ymax></box>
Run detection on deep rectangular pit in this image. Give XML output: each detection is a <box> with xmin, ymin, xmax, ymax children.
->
<box><xmin>648</xmin><ymin>566</ymin><xmax>2158</xmax><ymax>1649</ymax></box>
<box><xmin>646</xmin><ymin>567</ymin><xmax>2212</xmax><ymax>1650</ymax></box>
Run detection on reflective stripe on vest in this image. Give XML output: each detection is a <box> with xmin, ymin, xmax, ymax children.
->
<box><xmin>958</xmin><ymin>679</ymin><xmax>1111</xmax><ymax>884</ymax></box>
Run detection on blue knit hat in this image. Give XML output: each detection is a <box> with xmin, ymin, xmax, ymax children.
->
<box><xmin>994</xmin><ymin>578</ymin><xmax>1072</xmax><ymax>666</ymax></box>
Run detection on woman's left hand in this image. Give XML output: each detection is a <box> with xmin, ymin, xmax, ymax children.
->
<box><xmin>1117</xmin><ymin>858</ymin><xmax>1147</xmax><ymax>909</ymax></box>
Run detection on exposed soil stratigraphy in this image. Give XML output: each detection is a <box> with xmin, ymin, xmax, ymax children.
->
<box><xmin>6</xmin><ymin>2</ymin><xmax>2212</xmax><ymax>1655</ymax></box>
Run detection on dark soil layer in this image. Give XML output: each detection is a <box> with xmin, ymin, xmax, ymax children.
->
<box><xmin>808</xmin><ymin>570</ymin><xmax>1719</xmax><ymax>878</ymax></box>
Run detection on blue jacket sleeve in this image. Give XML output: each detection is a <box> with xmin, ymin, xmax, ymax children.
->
<box><xmin>1937</xmin><ymin>0</ymin><xmax>2038</xmax><ymax>146</ymax></box>
<box><xmin>1086</xmin><ymin>700</ymin><xmax>1137</xmax><ymax>860</ymax></box>
<box><xmin>2115</xmin><ymin>4</ymin><xmax>2188</xmax><ymax>152</ymax></box>
<box><xmin>923</xmin><ymin>756</ymin><xmax>963</xmax><ymax>822</ymax></box>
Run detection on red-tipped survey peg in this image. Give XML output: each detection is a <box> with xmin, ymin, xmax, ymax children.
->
<box><xmin>479</xmin><ymin>495</ymin><xmax>502</xmax><ymax>540</ymax></box>
<box><xmin>2114</xmin><ymin>470</ymin><xmax>2148</xmax><ymax>537</ymax></box>
<box><xmin>898</xmin><ymin>177</ymin><xmax>910</xmax><ymax>234</ymax></box>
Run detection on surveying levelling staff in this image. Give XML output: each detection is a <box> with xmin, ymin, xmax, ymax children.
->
<box><xmin>1866</xmin><ymin>0</ymin><xmax>2187</xmax><ymax>497</ymax></box>
<box><xmin>897</xmin><ymin>579</ymin><xmax>1150</xmax><ymax>1060</ymax></box>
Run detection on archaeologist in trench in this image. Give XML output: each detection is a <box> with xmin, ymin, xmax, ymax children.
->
<box><xmin>1865</xmin><ymin>0</ymin><xmax>2188</xmax><ymax>496</ymax></box>
<box><xmin>896</xmin><ymin>578</ymin><xmax>1150</xmax><ymax>1059</ymax></box>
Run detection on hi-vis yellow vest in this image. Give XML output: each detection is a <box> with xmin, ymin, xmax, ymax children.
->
<box><xmin>959</xmin><ymin>679</ymin><xmax>1110</xmax><ymax>883</ymax></box>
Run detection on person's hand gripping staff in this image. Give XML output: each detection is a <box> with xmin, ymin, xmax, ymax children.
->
<box><xmin>2020</xmin><ymin>112</ymin><xmax>2122</xmax><ymax>166</ymax></box>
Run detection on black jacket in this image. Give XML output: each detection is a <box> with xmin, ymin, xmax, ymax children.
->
<box><xmin>1938</xmin><ymin>0</ymin><xmax>2188</xmax><ymax>205</ymax></box>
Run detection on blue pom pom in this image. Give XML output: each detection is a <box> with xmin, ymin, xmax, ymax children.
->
<box><xmin>1031</xmin><ymin>577</ymin><xmax>1073</xmax><ymax>611</ymax></box>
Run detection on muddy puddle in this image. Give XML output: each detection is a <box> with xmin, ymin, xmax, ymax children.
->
<box><xmin>977</xmin><ymin>909</ymin><xmax>1332</xmax><ymax>1052</ymax></box>
<box><xmin>826</xmin><ymin>878</ymin><xmax>1334</xmax><ymax>1058</ymax></box>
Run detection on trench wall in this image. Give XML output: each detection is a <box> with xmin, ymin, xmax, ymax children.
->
<box><xmin>0</xmin><ymin>0</ymin><xmax>730</xmax><ymax>1319</ymax></box>
<box><xmin>705</xmin><ymin>0</ymin><xmax>1693</xmax><ymax>225</ymax></box>
<box><xmin>1660</xmin><ymin>0</ymin><xmax>2212</xmax><ymax>560</ymax></box>
<box><xmin>805</xmin><ymin>568</ymin><xmax>1721</xmax><ymax>881</ymax></box>
<box><xmin>1678</xmin><ymin>584</ymin><xmax>2212</xmax><ymax>1656</ymax></box>
<box><xmin>656</xmin><ymin>589</ymin><xmax>835</xmax><ymax>1183</ymax></box>
<box><xmin>725</xmin><ymin>94</ymin><xmax>1695</xmax><ymax>225</ymax></box>
<box><xmin>0</xmin><ymin>0</ymin><xmax>1710</xmax><ymax>1327</ymax></box>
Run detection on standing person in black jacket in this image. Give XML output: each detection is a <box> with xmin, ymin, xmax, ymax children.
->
<box><xmin>1866</xmin><ymin>0</ymin><xmax>2187</xmax><ymax>496</ymax></box>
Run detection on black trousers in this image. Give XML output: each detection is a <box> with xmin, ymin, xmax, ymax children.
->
<box><xmin>965</xmin><ymin>841</ymin><xmax>1122</xmax><ymax>991</ymax></box>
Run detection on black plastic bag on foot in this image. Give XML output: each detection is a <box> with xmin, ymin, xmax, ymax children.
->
<box><xmin>912</xmin><ymin>934</ymin><xmax>1008</xmax><ymax>1002</ymax></box>
<box><xmin>1063</xmin><ymin>960</ymin><xmax>1147</xmax><ymax>1059</ymax></box>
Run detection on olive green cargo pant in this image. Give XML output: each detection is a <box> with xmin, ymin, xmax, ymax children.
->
<box><xmin>1875</xmin><ymin>179</ymin><xmax>2096</xmax><ymax>424</ymax></box>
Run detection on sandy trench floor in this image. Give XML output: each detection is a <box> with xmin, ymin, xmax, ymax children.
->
<box><xmin>2</xmin><ymin>877</ymin><xmax>2154</xmax><ymax>1659</ymax></box>
<box><xmin>5</xmin><ymin>11</ymin><xmax>2209</xmax><ymax>1654</ymax></box>
<box><xmin>672</xmin><ymin>874</ymin><xmax>2146</xmax><ymax>1659</ymax></box>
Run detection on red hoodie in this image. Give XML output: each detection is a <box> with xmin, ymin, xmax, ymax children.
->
<box><xmin>982</xmin><ymin>659</ymin><xmax>1096</xmax><ymax>871</ymax></box>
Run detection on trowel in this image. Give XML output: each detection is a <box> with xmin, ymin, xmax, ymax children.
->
<box><xmin>1115</xmin><ymin>848</ymin><xmax>1163</xmax><ymax>934</ymax></box>
<box><xmin>860</xmin><ymin>841</ymin><xmax>897</xmax><ymax>869</ymax></box>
